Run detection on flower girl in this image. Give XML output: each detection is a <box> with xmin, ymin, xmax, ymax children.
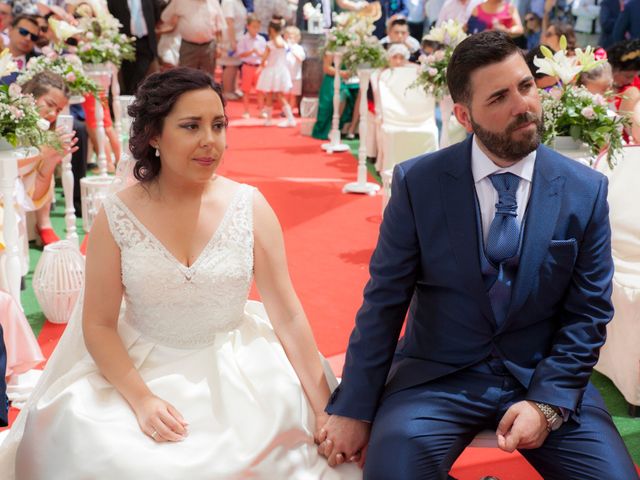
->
<box><xmin>256</xmin><ymin>19</ymin><xmax>296</xmax><ymax>127</ymax></box>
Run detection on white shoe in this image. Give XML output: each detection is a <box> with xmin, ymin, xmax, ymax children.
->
<box><xmin>241</xmin><ymin>112</ymin><xmax>250</xmax><ymax>119</ymax></box>
<box><xmin>277</xmin><ymin>119</ymin><xmax>296</xmax><ymax>128</ymax></box>
<box><xmin>260</xmin><ymin>110</ymin><xmax>268</xmax><ymax>119</ymax></box>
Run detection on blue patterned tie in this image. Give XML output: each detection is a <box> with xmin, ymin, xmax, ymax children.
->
<box><xmin>486</xmin><ymin>173</ymin><xmax>521</xmax><ymax>265</ymax></box>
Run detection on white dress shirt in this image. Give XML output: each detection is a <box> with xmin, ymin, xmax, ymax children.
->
<box><xmin>471</xmin><ymin>135</ymin><xmax>536</xmax><ymax>244</ymax></box>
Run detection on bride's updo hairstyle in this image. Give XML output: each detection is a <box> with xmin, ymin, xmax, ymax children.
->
<box><xmin>128</xmin><ymin>67</ymin><xmax>226</xmax><ymax>183</ymax></box>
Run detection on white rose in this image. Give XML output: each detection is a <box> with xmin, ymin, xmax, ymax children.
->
<box><xmin>37</xmin><ymin>118</ymin><xmax>51</xmax><ymax>130</ymax></box>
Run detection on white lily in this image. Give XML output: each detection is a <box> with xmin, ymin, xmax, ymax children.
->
<box><xmin>0</xmin><ymin>48</ymin><xmax>17</xmax><ymax>77</ymax></box>
<box><xmin>574</xmin><ymin>46</ymin><xmax>605</xmax><ymax>73</ymax></box>
<box><xmin>533</xmin><ymin>45</ymin><xmax>582</xmax><ymax>85</ymax></box>
<box><xmin>425</xmin><ymin>20</ymin><xmax>467</xmax><ymax>48</ymax></box>
<box><xmin>49</xmin><ymin>18</ymin><xmax>83</xmax><ymax>42</ymax></box>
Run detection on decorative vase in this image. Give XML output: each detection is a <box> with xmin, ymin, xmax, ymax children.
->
<box><xmin>33</xmin><ymin>239</ymin><xmax>85</xmax><ymax>324</ymax></box>
<box><xmin>551</xmin><ymin>135</ymin><xmax>593</xmax><ymax>165</ymax></box>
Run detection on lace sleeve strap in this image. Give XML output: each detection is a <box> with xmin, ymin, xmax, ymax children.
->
<box><xmin>101</xmin><ymin>195</ymin><xmax>126</xmax><ymax>250</ymax></box>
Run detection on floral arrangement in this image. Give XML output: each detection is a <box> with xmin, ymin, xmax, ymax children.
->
<box><xmin>75</xmin><ymin>15</ymin><xmax>136</xmax><ymax>67</ymax></box>
<box><xmin>413</xmin><ymin>20</ymin><xmax>467</xmax><ymax>100</ymax></box>
<box><xmin>17</xmin><ymin>47</ymin><xmax>98</xmax><ymax>97</ymax></box>
<box><xmin>342</xmin><ymin>34</ymin><xmax>387</xmax><ymax>73</ymax></box>
<box><xmin>534</xmin><ymin>37</ymin><xmax>627</xmax><ymax>167</ymax></box>
<box><xmin>324</xmin><ymin>11</ymin><xmax>374</xmax><ymax>53</ymax></box>
<box><xmin>323</xmin><ymin>12</ymin><xmax>386</xmax><ymax>73</ymax></box>
<box><xmin>0</xmin><ymin>51</ymin><xmax>57</xmax><ymax>148</ymax></box>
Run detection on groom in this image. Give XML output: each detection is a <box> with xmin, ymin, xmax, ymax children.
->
<box><xmin>318</xmin><ymin>31</ymin><xmax>639</xmax><ymax>479</ymax></box>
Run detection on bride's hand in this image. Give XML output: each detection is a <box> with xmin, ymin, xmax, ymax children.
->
<box><xmin>132</xmin><ymin>395</ymin><xmax>189</xmax><ymax>442</ymax></box>
<box><xmin>314</xmin><ymin>411</ymin><xmax>330</xmax><ymax>444</ymax></box>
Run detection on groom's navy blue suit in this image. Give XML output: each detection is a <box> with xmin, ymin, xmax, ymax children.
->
<box><xmin>327</xmin><ymin>137</ymin><xmax>638</xmax><ymax>479</ymax></box>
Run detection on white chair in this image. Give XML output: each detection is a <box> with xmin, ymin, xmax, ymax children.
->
<box><xmin>594</xmin><ymin>145</ymin><xmax>640</xmax><ymax>415</ymax></box>
<box><xmin>373</xmin><ymin>67</ymin><xmax>439</xmax><ymax>172</ymax></box>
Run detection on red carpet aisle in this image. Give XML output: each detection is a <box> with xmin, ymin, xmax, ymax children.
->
<box><xmin>221</xmin><ymin>103</ymin><xmax>382</xmax><ymax>357</ymax></box>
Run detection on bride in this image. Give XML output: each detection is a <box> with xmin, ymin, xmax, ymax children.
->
<box><xmin>0</xmin><ymin>67</ymin><xmax>361</xmax><ymax>479</ymax></box>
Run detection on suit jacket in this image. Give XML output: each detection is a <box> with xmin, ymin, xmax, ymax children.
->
<box><xmin>107</xmin><ymin>0</ymin><xmax>161</xmax><ymax>56</ymax></box>
<box><xmin>612</xmin><ymin>0</ymin><xmax>640</xmax><ymax>43</ymax></box>
<box><xmin>599</xmin><ymin>0</ymin><xmax>622</xmax><ymax>48</ymax></box>
<box><xmin>327</xmin><ymin>137</ymin><xmax>614</xmax><ymax>422</ymax></box>
<box><xmin>0</xmin><ymin>51</ymin><xmax>41</xmax><ymax>86</ymax></box>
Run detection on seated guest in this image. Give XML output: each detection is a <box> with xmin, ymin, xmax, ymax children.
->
<box><xmin>577</xmin><ymin>57</ymin><xmax>613</xmax><ymax>96</ymax></box>
<box><xmin>17</xmin><ymin>71</ymin><xmax>79</xmax><ymax>245</ymax></box>
<box><xmin>380</xmin><ymin>16</ymin><xmax>421</xmax><ymax>62</ymax></box>
<box><xmin>387</xmin><ymin>42</ymin><xmax>412</xmax><ymax>67</ymax></box>
<box><xmin>607</xmin><ymin>39</ymin><xmax>640</xmax><ymax>143</ymax></box>
<box><xmin>523</xmin><ymin>12</ymin><xmax>542</xmax><ymax>50</ymax></box>
<box><xmin>6</xmin><ymin>14</ymin><xmax>39</xmax><ymax>71</ymax></box>
<box><xmin>542</xmin><ymin>20</ymin><xmax>577</xmax><ymax>55</ymax></box>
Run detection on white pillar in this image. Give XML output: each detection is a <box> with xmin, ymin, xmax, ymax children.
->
<box><xmin>343</xmin><ymin>68</ymin><xmax>380</xmax><ymax>195</ymax></box>
<box><xmin>57</xmin><ymin>114</ymin><xmax>78</xmax><ymax>244</ymax></box>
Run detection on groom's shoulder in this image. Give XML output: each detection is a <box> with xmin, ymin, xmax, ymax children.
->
<box><xmin>398</xmin><ymin>140</ymin><xmax>469</xmax><ymax>180</ymax></box>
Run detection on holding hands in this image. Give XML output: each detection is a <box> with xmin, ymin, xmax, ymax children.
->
<box><xmin>131</xmin><ymin>394</ymin><xmax>189</xmax><ymax>443</ymax></box>
<box><xmin>315</xmin><ymin>414</ymin><xmax>371</xmax><ymax>468</ymax></box>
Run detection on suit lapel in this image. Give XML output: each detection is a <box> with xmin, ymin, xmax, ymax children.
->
<box><xmin>501</xmin><ymin>146</ymin><xmax>565</xmax><ymax>330</ymax></box>
<box><xmin>440</xmin><ymin>139</ymin><xmax>496</xmax><ymax>326</ymax></box>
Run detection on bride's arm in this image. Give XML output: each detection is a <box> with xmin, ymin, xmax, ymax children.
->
<box><xmin>253</xmin><ymin>192</ymin><xmax>332</xmax><ymax>425</ymax></box>
<box><xmin>82</xmin><ymin>210</ymin><xmax>188</xmax><ymax>442</ymax></box>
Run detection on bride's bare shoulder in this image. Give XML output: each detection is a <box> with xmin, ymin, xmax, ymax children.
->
<box><xmin>114</xmin><ymin>183</ymin><xmax>152</xmax><ymax>208</ymax></box>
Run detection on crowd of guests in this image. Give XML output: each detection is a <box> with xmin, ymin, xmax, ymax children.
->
<box><xmin>308</xmin><ymin>0</ymin><xmax>640</xmax><ymax>155</ymax></box>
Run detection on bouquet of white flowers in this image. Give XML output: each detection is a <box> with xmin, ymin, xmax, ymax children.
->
<box><xmin>413</xmin><ymin>20</ymin><xmax>467</xmax><ymax>100</ymax></box>
<box><xmin>75</xmin><ymin>15</ymin><xmax>136</xmax><ymax>67</ymax></box>
<box><xmin>534</xmin><ymin>37</ymin><xmax>627</xmax><ymax>167</ymax></box>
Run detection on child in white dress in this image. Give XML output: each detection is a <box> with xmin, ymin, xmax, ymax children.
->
<box><xmin>256</xmin><ymin>20</ymin><xmax>296</xmax><ymax>127</ymax></box>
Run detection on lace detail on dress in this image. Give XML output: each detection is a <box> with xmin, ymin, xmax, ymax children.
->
<box><xmin>102</xmin><ymin>185</ymin><xmax>255</xmax><ymax>349</ymax></box>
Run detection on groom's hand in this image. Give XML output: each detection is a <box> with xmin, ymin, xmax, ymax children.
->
<box><xmin>316</xmin><ymin>414</ymin><xmax>371</xmax><ymax>468</ymax></box>
<box><xmin>496</xmin><ymin>400</ymin><xmax>550</xmax><ymax>452</ymax></box>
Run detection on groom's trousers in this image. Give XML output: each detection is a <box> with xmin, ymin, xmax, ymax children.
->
<box><xmin>363</xmin><ymin>357</ymin><xmax>639</xmax><ymax>480</ymax></box>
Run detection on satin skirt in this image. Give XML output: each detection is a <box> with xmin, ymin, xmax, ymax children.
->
<box><xmin>15</xmin><ymin>302</ymin><xmax>360</xmax><ymax>479</ymax></box>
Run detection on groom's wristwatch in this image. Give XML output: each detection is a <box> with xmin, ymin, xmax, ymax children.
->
<box><xmin>535</xmin><ymin>402</ymin><xmax>563</xmax><ymax>432</ymax></box>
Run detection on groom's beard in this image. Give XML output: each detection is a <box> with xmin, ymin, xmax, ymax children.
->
<box><xmin>470</xmin><ymin>111</ymin><xmax>544</xmax><ymax>162</ymax></box>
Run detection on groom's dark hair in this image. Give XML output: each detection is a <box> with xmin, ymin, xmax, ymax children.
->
<box><xmin>447</xmin><ymin>31</ymin><xmax>523</xmax><ymax>105</ymax></box>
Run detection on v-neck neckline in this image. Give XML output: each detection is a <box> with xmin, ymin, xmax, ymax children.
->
<box><xmin>112</xmin><ymin>186</ymin><xmax>244</xmax><ymax>273</ymax></box>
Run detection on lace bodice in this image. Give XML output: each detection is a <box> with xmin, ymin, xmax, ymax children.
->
<box><xmin>102</xmin><ymin>184</ymin><xmax>255</xmax><ymax>349</ymax></box>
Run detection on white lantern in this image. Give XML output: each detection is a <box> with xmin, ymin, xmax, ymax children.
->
<box><xmin>33</xmin><ymin>239</ymin><xmax>85</xmax><ymax>324</ymax></box>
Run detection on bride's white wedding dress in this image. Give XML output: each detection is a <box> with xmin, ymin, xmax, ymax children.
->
<box><xmin>0</xmin><ymin>184</ymin><xmax>361</xmax><ymax>479</ymax></box>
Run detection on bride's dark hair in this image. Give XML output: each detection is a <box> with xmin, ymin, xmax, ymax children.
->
<box><xmin>128</xmin><ymin>67</ymin><xmax>226</xmax><ymax>183</ymax></box>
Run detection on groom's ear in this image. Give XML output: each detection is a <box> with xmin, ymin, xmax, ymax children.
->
<box><xmin>453</xmin><ymin>103</ymin><xmax>474</xmax><ymax>134</ymax></box>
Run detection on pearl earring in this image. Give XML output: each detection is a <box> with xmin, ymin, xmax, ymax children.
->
<box><xmin>155</xmin><ymin>147</ymin><xmax>160</xmax><ymax>157</ymax></box>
